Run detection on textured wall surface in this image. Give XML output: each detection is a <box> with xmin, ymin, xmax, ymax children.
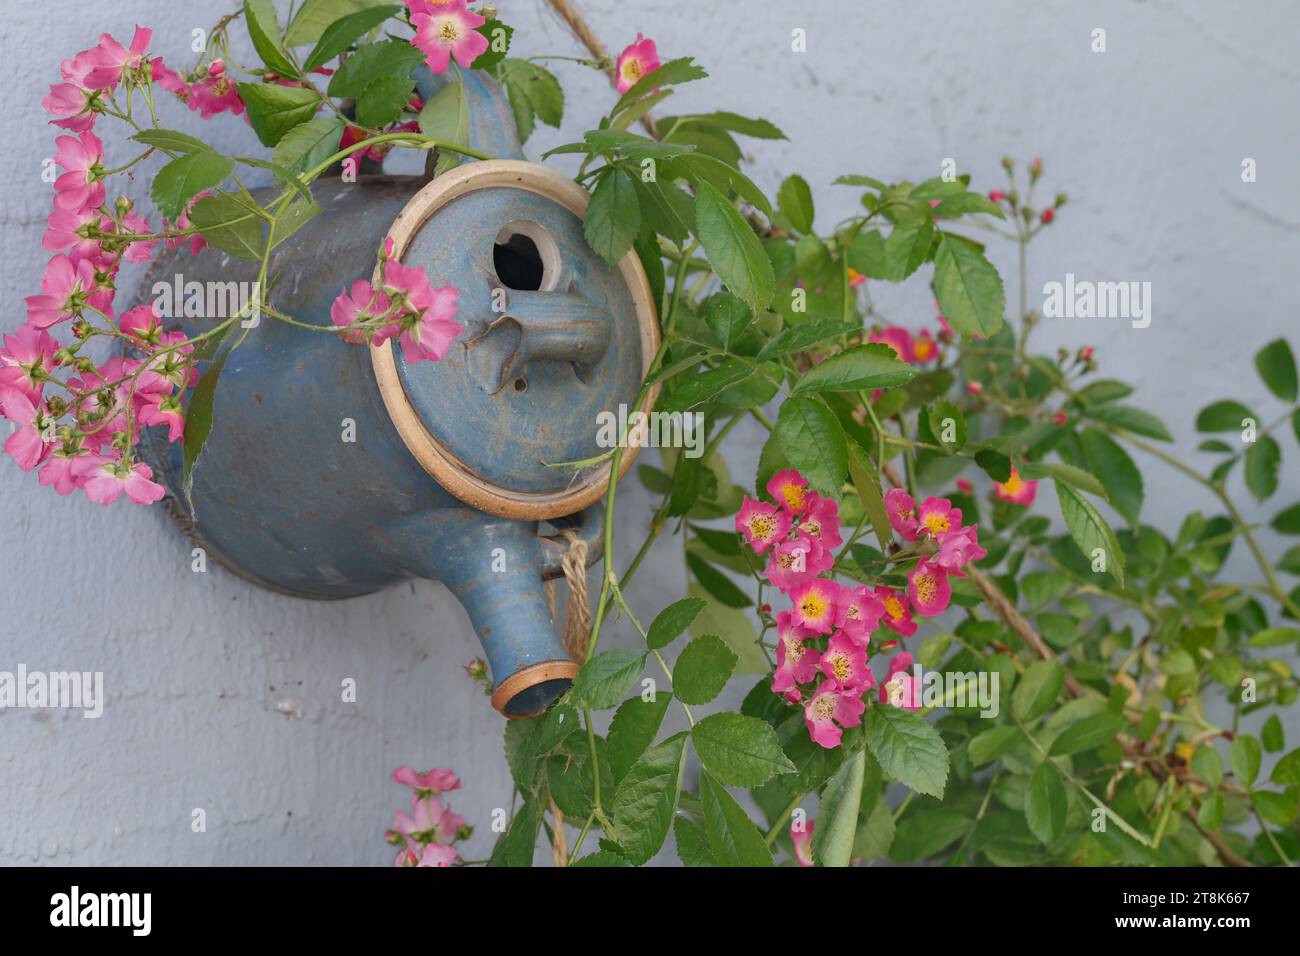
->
<box><xmin>2</xmin><ymin>0</ymin><xmax>1298</xmax><ymax>865</ymax></box>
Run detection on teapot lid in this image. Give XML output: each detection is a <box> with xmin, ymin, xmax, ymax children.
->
<box><xmin>372</xmin><ymin>159</ymin><xmax>659</xmax><ymax>519</ymax></box>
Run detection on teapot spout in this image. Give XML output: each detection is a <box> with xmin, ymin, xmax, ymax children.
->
<box><xmin>386</xmin><ymin>510</ymin><xmax>579</xmax><ymax>718</ymax></box>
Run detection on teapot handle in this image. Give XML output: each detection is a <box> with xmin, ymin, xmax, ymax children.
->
<box><xmin>412</xmin><ymin>66</ymin><xmax>526</xmax><ymax>173</ymax></box>
<box><xmin>539</xmin><ymin>504</ymin><xmax>604</xmax><ymax>580</ymax></box>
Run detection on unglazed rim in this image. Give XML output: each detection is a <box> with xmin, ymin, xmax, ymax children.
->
<box><xmin>371</xmin><ymin>159</ymin><xmax>660</xmax><ymax>520</ymax></box>
<box><xmin>490</xmin><ymin>659</ymin><xmax>581</xmax><ymax>718</ymax></box>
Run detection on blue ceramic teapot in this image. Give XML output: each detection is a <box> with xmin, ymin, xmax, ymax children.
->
<box><xmin>133</xmin><ymin>71</ymin><xmax>659</xmax><ymax>717</ymax></box>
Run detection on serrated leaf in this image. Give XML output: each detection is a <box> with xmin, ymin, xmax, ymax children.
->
<box><xmin>151</xmin><ymin>151</ymin><xmax>234</xmax><ymax>220</ymax></box>
<box><xmin>693</xmin><ymin>712</ymin><xmax>796</xmax><ymax>788</ymax></box>
<box><xmin>865</xmin><ymin>706</ymin><xmax>949</xmax><ymax>798</ymax></box>
<box><xmin>673</xmin><ymin>635</ymin><xmax>738</xmax><ymax>705</ymax></box>
<box><xmin>968</xmin><ymin>725</ymin><xmax>1022</xmax><ymax>766</ymax></box>
<box><xmin>355</xmin><ymin>73</ymin><xmax>415</xmax><ymax>128</ymax></box>
<box><xmin>777</xmin><ymin>174</ymin><xmax>814</xmax><ymax>233</ymax></box>
<box><xmin>791</xmin><ymin>343</ymin><xmax>916</xmax><ymax>395</ymax></box>
<box><xmin>584</xmin><ymin>168</ymin><xmax>640</xmax><ymax>265</ymax></box>
<box><xmin>694</xmin><ymin>181</ymin><xmax>774</xmax><ymax>314</ymax></box>
<box><xmin>130</xmin><ymin>128</ymin><xmax>214</xmax><ymax>154</ymax></box>
<box><xmin>1012</xmin><ymin>659</ymin><xmax>1064</xmax><ymax>722</ymax></box>
<box><xmin>1244</xmin><ymin>435</ymin><xmax>1281</xmax><ymax>501</ymax></box>
<box><xmin>273</xmin><ymin>116</ymin><xmax>347</xmax><ymax>174</ymax></box>
<box><xmin>700</xmin><ymin>774</ymin><xmax>773</xmax><ymax>866</ymax></box>
<box><xmin>326</xmin><ymin>38</ymin><xmax>423</xmax><ymax>97</ymax></box>
<box><xmin>238</xmin><ymin>83</ymin><xmax>322</xmax><ymax>147</ymax></box>
<box><xmin>1229</xmin><ymin>734</ymin><xmax>1261</xmax><ymax>787</ymax></box>
<box><xmin>847</xmin><ymin>442</ymin><xmax>891</xmax><ymax>550</ymax></box>
<box><xmin>567</xmin><ymin>649</ymin><xmax>646</xmax><ymax>710</ymax></box>
<box><xmin>775</xmin><ymin>396</ymin><xmax>847</xmax><ymax>496</ymax></box>
<box><xmin>1056</xmin><ymin>480</ymin><xmax>1125</xmax><ymax>587</ymax></box>
<box><xmin>812</xmin><ymin>747</ymin><xmax>865</xmax><ymax>867</ymax></box>
<box><xmin>611</xmin><ymin>734</ymin><xmax>687</xmax><ymax>865</ymax></box>
<box><xmin>932</xmin><ymin>233</ymin><xmax>1005</xmax><ymax>339</ymax></box>
<box><xmin>673</xmin><ymin>815</ymin><xmax>715</xmax><ymax>866</ymax></box>
<box><xmin>1196</xmin><ymin>399</ymin><xmax>1255</xmax><ymax>433</ymax></box>
<box><xmin>417</xmin><ymin>80</ymin><xmax>470</xmax><ymax>177</ymax></box>
<box><xmin>1080</xmin><ymin>428</ymin><xmax>1143</xmax><ymax>526</ymax></box>
<box><xmin>244</xmin><ymin>0</ymin><xmax>298</xmax><ymax>77</ymax></box>
<box><xmin>607</xmin><ymin>692</ymin><xmax>673</xmax><ymax>783</ymax></box>
<box><xmin>286</xmin><ymin>0</ymin><xmax>393</xmax><ymax>47</ymax></box>
<box><xmin>1255</xmin><ymin>338</ymin><xmax>1298</xmax><ymax>402</ymax></box>
<box><xmin>303</xmin><ymin>4</ymin><xmax>399</xmax><ymax>70</ymax></box>
<box><xmin>645</xmin><ymin>597</ymin><xmax>708</xmax><ymax>650</ymax></box>
<box><xmin>1083</xmin><ymin>403</ymin><xmax>1172</xmax><ymax>441</ymax></box>
<box><xmin>889</xmin><ymin>809</ymin><xmax>970</xmax><ymax>861</ymax></box>
<box><xmin>1025</xmin><ymin>762</ymin><xmax>1067</xmax><ymax>844</ymax></box>
<box><xmin>187</xmin><ymin>192</ymin><xmax>265</xmax><ymax>260</ymax></box>
<box><xmin>1048</xmin><ymin>712</ymin><xmax>1125</xmax><ymax>755</ymax></box>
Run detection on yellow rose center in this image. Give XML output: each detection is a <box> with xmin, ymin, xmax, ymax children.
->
<box><xmin>748</xmin><ymin>514</ymin><xmax>774</xmax><ymax>540</ymax></box>
<box><xmin>923</xmin><ymin>513</ymin><xmax>950</xmax><ymax>534</ymax></box>
<box><xmin>1002</xmin><ymin>474</ymin><xmax>1024</xmax><ymax>494</ymax></box>
<box><xmin>914</xmin><ymin>573</ymin><xmax>937</xmax><ymax>604</ymax></box>
<box><xmin>884</xmin><ymin>596</ymin><xmax>905</xmax><ymax>618</ymax></box>
<box><xmin>782</xmin><ymin>483</ymin><xmax>807</xmax><ymax>511</ymax></box>
<box><xmin>831</xmin><ymin>654</ymin><xmax>851</xmax><ymax>681</ymax></box>
<box><xmin>800</xmin><ymin>591</ymin><xmax>829</xmax><ymax>621</ymax></box>
<box><xmin>813</xmin><ymin>693</ymin><xmax>837</xmax><ymax>719</ymax></box>
<box><xmin>438</xmin><ymin>20</ymin><xmax>462</xmax><ymax>42</ymax></box>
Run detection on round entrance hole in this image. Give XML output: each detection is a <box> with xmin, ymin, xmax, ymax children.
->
<box><xmin>492</xmin><ymin>222</ymin><xmax>559</xmax><ymax>292</ymax></box>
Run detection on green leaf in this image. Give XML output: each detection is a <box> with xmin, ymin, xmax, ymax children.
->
<box><xmin>606</xmin><ymin>692</ymin><xmax>672</xmax><ymax>784</ymax></box>
<box><xmin>702</xmin><ymin>291</ymin><xmax>751</xmax><ymax>349</ymax></box>
<box><xmin>974</xmin><ymin>449</ymin><xmax>1012</xmax><ymax>483</ymax></box>
<box><xmin>700</xmin><ymin>774</ymin><xmax>773</xmax><ymax>866</ymax></box>
<box><xmin>1247</xmin><ymin>626</ymin><xmax>1300</xmax><ymax>648</ymax></box>
<box><xmin>244</xmin><ymin>0</ymin><xmax>298</xmax><ymax>77</ymax></box>
<box><xmin>928</xmin><ymin>399</ymin><xmax>967</xmax><ymax>453</ymax></box>
<box><xmin>1272</xmin><ymin>747</ymin><xmax>1300</xmax><ymax>786</ymax></box>
<box><xmin>1271</xmin><ymin>503</ymin><xmax>1300</xmax><ymax>534</ymax></box>
<box><xmin>237</xmin><ymin>83</ymin><xmax>322</xmax><ymax>147</ymax></box>
<box><xmin>584</xmin><ymin>168</ymin><xmax>640</xmax><ymax>265</ymax></box>
<box><xmin>1252</xmin><ymin>790</ymin><xmax>1299</xmax><ymax>827</ymax></box>
<box><xmin>613</xmin><ymin>57</ymin><xmax>708</xmax><ymax>114</ymax></box>
<box><xmin>864</xmin><ymin>706</ymin><xmax>949</xmax><ymax>798</ymax></box>
<box><xmin>1196</xmin><ymin>399</ymin><xmax>1255</xmax><ymax>433</ymax></box>
<box><xmin>775</xmin><ymin>396</ymin><xmax>848</xmax><ymax>496</ymax></box>
<box><xmin>791</xmin><ymin>343</ymin><xmax>916</xmax><ymax>395</ymax></box>
<box><xmin>673</xmin><ymin>635</ymin><xmax>738</xmax><ymax>705</ymax></box>
<box><xmin>755</xmin><ymin>318</ymin><xmax>858</xmax><ymax>361</ymax></box>
<box><xmin>286</xmin><ymin>0</ymin><xmax>392</xmax><ymax>46</ymax></box>
<box><xmin>273</xmin><ymin>117</ymin><xmax>347</xmax><ymax>173</ymax></box>
<box><xmin>130</xmin><ymin>128</ymin><xmax>214</xmax><ymax>154</ymax></box>
<box><xmin>883</xmin><ymin>215</ymin><xmax>933</xmax><ymax>281</ymax></box>
<box><xmin>268</xmin><ymin>195</ymin><xmax>322</xmax><ymax>249</ymax></box>
<box><xmin>847</xmin><ymin>442</ymin><xmax>892</xmax><ymax>550</ymax></box>
<box><xmin>694</xmin><ymin>181</ymin><xmax>775</xmax><ymax>313</ymax></box>
<box><xmin>813</xmin><ymin>748</ymin><xmax>865</xmax><ymax>867</ymax></box>
<box><xmin>1072</xmin><ymin>379</ymin><xmax>1134</xmax><ymax>406</ymax></box>
<box><xmin>933</xmin><ymin>191</ymin><xmax>1006</xmax><ymax>220</ymax></box>
<box><xmin>658</xmin><ymin>360</ymin><xmax>753</xmax><ymax>414</ymax></box>
<box><xmin>968</xmin><ymin>725</ymin><xmax>1022</xmax><ymax>766</ymax></box>
<box><xmin>326</xmin><ymin>38</ymin><xmax>424</xmax><ymax>97</ymax></box>
<box><xmin>1192</xmin><ymin>745</ymin><xmax>1224</xmax><ymax>788</ymax></box>
<box><xmin>889</xmin><ymin>809</ymin><xmax>970</xmax><ymax>861</ymax></box>
<box><xmin>674</xmin><ymin>815</ymin><xmax>715</xmax><ymax>866</ymax></box>
<box><xmin>1019</xmin><ymin>460</ymin><xmax>1106</xmax><ymax>498</ymax></box>
<box><xmin>150</xmin><ymin>151</ymin><xmax>234</xmax><ymax>220</ymax></box>
<box><xmin>611</xmin><ymin>734</ymin><xmax>688</xmax><ymax>865</ymax></box>
<box><xmin>1255</xmin><ymin>338</ymin><xmax>1298</xmax><ymax>402</ymax></box>
<box><xmin>488</xmin><ymin>799</ymin><xmax>538</xmax><ymax>867</ymax></box>
<box><xmin>1197</xmin><ymin>792</ymin><xmax>1224</xmax><ymax>831</ymax></box>
<box><xmin>1025</xmin><ymin>762</ymin><xmax>1068</xmax><ymax>844</ymax></box>
<box><xmin>303</xmin><ymin>4</ymin><xmax>399</xmax><ymax>70</ymax></box>
<box><xmin>692</xmin><ymin>712</ymin><xmax>796</xmax><ymax>788</ymax></box>
<box><xmin>853</xmin><ymin>789</ymin><xmax>895</xmax><ymax>859</ymax></box>
<box><xmin>355</xmin><ymin>74</ymin><xmax>415</xmax><ymax>128</ymax></box>
<box><xmin>1080</xmin><ymin>428</ymin><xmax>1143</xmax><ymax>526</ymax></box>
<box><xmin>1244</xmin><ymin>435</ymin><xmax>1281</xmax><ymax>501</ymax></box>
<box><xmin>1056</xmin><ymin>481</ymin><xmax>1125</xmax><ymax>587</ymax></box>
<box><xmin>1048</xmin><ymin>712</ymin><xmax>1125</xmax><ymax>755</ymax></box>
<box><xmin>524</xmin><ymin>64</ymin><xmax>564</xmax><ymax>126</ymax></box>
<box><xmin>1262</xmin><ymin>714</ymin><xmax>1285</xmax><ymax>752</ymax></box>
<box><xmin>777</xmin><ymin>174</ymin><xmax>814</xmax><ymax>233</ymax></box>
<box><xmin>1229</xmin><ymin>734</ymin><xmax>1261</xmax><ymax>787</ymax></box>
<box><xmin>567</xmin><ymin>649</ymin><xmax>646</xmax><ymax>710</ymax></box>
<box><xmin>187</xmin><ymin>192</ymin><xmax>265</xmax><ymax>260</ymax></box>
<box><xmin>646</xmin><ymin>597</ymin><xmax>707</xmax><ymax>651</ymax></box>
<box><xmin>932</xmin><ymin>233</ymin><xmax>1005</xmax><ymax>339</ymax></box>
<box><xmin>1012</xmin><ymin>659</ymin><xmax>1065</xmax><ymax>723</ymax></box>
<box><xmin>417</xmin><ymin>80</ymin><xmax>471</xmax><ymax>176</ymax></box>
<box><xmin>181</xmin><ymin>339</ymin><xmax>232</xmax><ymax>498</ymax></box>
<box><xmin>1083</xmin><ymin>404</ymin><xmax>1172</xmax><ymax>441</ymax></box>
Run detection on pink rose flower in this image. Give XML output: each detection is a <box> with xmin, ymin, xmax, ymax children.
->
<box><xmin>411</xmin><ymin>5</ymin><xmax>489</xmax><ymax>74</ymax></box>
<box><xmin>1</xmin><ymin>389</ymin><xmax>55</xmax><ymax>472</ymax></box>
<box><xmin>0</xmin><ymin>325</ymin><xmax>59</xmax><ymax>403</ymax></box>
<box><xmin>788</xmin><ymin>579</ymin><xmax>841</xmax><ymax>635</ymax></box>
<box><xmin>992</xmin><ymin>467</ymin><xmax>1037</xmax><ymax>506</ymax></box>
<box><xmin>735</xmin><ymin>495</ymin><xmax>790</xmax><ymax>554</ymax></box>
<box><xmin>879</xmin><ymin>652</ymin><xmax>920</xmax><ymax>711</ymax></box>
<box><xmin>916</xmin><ymin>496</ymin><xmax>961</xmax><ymax>538</ymax></box>
<box><xmin>797</xmin><ymin>492</ymin><xmax>842</xmax><ymax>552</ymax></box>
<box><xmin>772</xmin><ymin>610</ymin><xmax>820</xmax><ymax>694</ymax></box>
<box><xmin>615</xmin><ymin>33</ymin><xmax>661</xmax><ymax>94</ymax></box>
<box><xmin>884</xmin><ymin>487</ymin><xmax>919</xmax><ymax>541</ymax></box>
<box><xmin>875</xmin><ymin>585</ymin><xmax>916</xmax><ymax>638</ymax></box>
<box><xmin>933</xmin><ymin>524</ymin><xmax>988</xmax><ymax>571</ymax></box>
<box><xmin>791</xmin><ymin>820</ymin><xmax>814</xmax><ymax>867</ymax></box>
<box><xmin>81</xmin><ymin>26</ymin><xmax>153</xmax><ymax>91</ymax></box>
<box><xmin>53</xmin><ymin>130</ymin><xmax>106</xmax><ymax>214</ymax></box>
<box><xmin>766</xmin><ymin>533</ymin><xmax>823</xmax><ymax>592</ymax></box>
<box><xmin>392</xmin><ymin>766</ymin><xmax>461</xmax><ymax>794</ymax></box>
<box><xmin>870</xmin><ymin>326</ymin><xmax>914</xmax><ymax>363</ymax></box>
<box><xmin>73</xmin><ymin>453</ymin><xmax>165</xmax><ymax>506</ymax></box>
<box><xmin>804</xmin><ymin>679</ymin><xmax>865</xmax><ymax>749</ymax></box>
<box><xmin>834</xmin><ymin>585</ymin><xmax>884</xmax><ymax>645</ymax></box>
<box><xmin>766</xmin><ymin>468</ymin><xmax>810</xmax><ymax>516</ymax></box>
<box><xmin>907</xmin><ymin>559</ymin><xmax>952</xmax><ymax>617</ymax></box>
<box><xmin>819</xmin><ymin>632</ymin><xmax>873</xmax><ymax>691</ymax></box>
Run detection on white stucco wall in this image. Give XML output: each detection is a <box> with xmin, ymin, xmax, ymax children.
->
<box><xmin>2</xmin><ymin>0</ymin><xmax>1297</xmax><ymax>864</ymax></box>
